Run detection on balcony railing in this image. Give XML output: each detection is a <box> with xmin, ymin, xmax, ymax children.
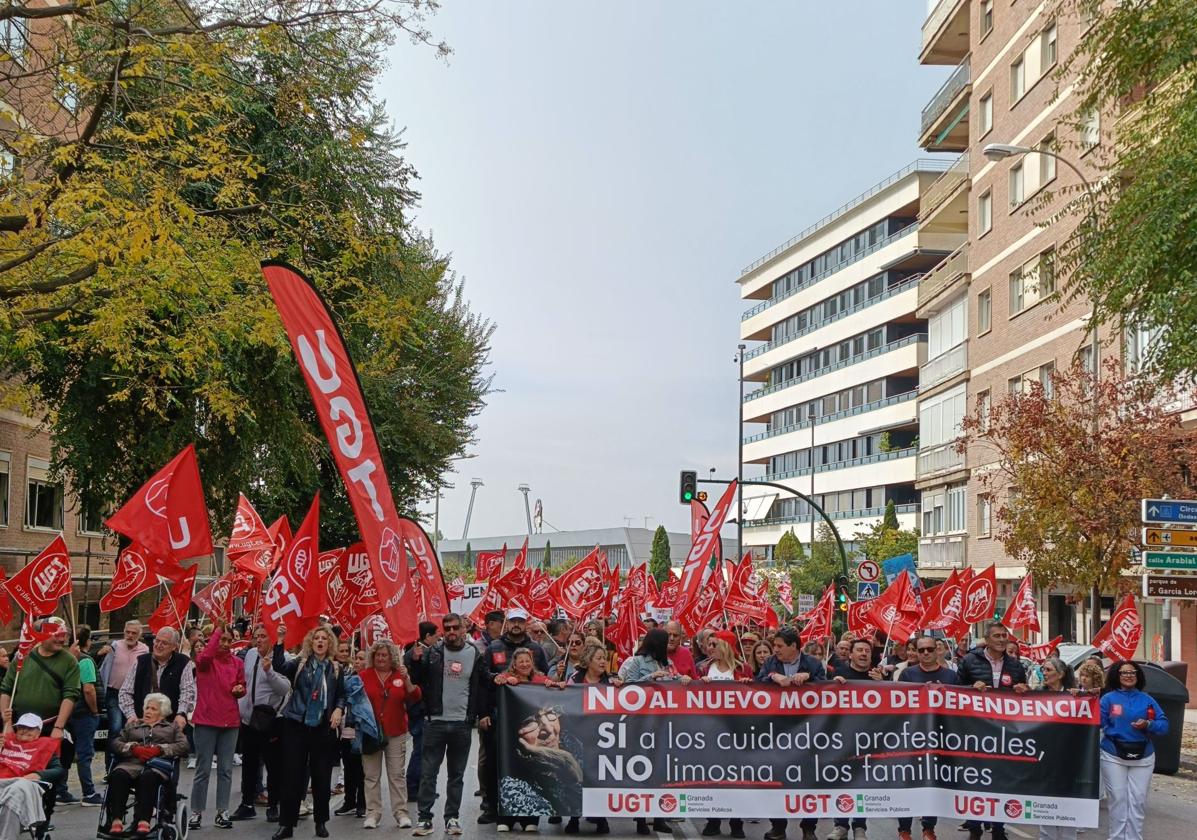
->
<box><xmin>739</xmin><ymin>159</ymin><xmax>951</xmax><ymax>279</ymax></box>
<box><xmin>744</xmin><ymin>334</ymin><xmax>927</xmax><ymax>403</ymax></box>
<box><xmin>922</xmin><ymin>0</ymin><xmax>965</xmax><ymax>56</ymax></box>
<box><xmin>921</xmin><ymin>55</ymin><xmax>971</xmax><ymax>136</ymax></box>
<box><xmin>745</xmin><ymin>503</ymin><xmax>919</xmax><ymax>529</ymax></box>
<box><xmin>743</xmin><ymin>390</ymin><xmax>917</xmax><ymax>445</ymax></box>
<box><xmin>744</xmin><ymin>275</ymin><xmax>921</xmax><ymax>361</ymax></box>
<box><xmin>917</xmin><ymin>441</ymin><xmax>966</xmax><ymax>478</ymax></box>
<box><xmin>917</xmin><ymin>244</ymin><xmax>969</xmax><ymax>310</ymax></box>
<box><xmin>917</xmin><ymin>536</ymin><xmax>967</xmax><ymax>570</ymax></box>
<box><xmin>919</xmin><ymin>151</ymin><xmax>969</xmax><ymax>221</ymax></box>
<box><xmin>920</xmin><ymin>340</ymin><xmax>968</xmax><ymax>391</ymax></box>
<box><xmin>765</xmin><ymin>447</ymin><xmax>917</xmax><ymax>482</ymax></box>
<box><xmin>741</xmin><ymin>224</ymin><xmax>920</xmax><ymax>322</ymax></box>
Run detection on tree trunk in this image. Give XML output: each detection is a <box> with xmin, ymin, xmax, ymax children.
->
<box><xmin>1089</xmin><ymin>583</ymin><xmax>1102</xmax><ymax>640</ymax></box>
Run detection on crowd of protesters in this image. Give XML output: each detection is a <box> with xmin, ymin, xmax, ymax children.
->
<box><xmin>0</xmin><ymin>605</ymin><xmax>1171</xmax><ymax>840</ymax></box>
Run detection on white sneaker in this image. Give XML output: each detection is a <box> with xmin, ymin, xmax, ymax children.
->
<box><xmin>233</xmin><ymin>753</ymin><xmax>242</xmax><ymax>767</ymax></box>
<box><xmin>399</xmin><ymin>815</ymin><xmax>413</xmax><ymax>829</ymax></box>
<box><xmin>299</xmin><ymin>801</ymin><xmax>313</xmax><ymax>817</ymax></box>
<box><xmin>854</xmin><ymin>829</ymin><xmax>868</xmax><ymax>840</ymax></box>
<box><xmin>497</xmin><ymin>825</ymin><xmax>510</xmax><ymax>833</ymax></box>
<box><xmin>186</xmin><ymin>757</ymin><xmax>197</xmax><ymax>769</ymax></box>
<box><xmin>523</xmin><ymin>825</ymin><xmax>539</xmax><ymax>833</ymax></box>
<box><xmin>363</xmin><ymin>816</ymin><xmax>379</xmax><ymax>829</ymax></box>
<box><xmin>211</xmin><ymin>757</ymin><xmax>218</xmax><ymax>769</ymax></box>
<box><xmin>446</xmin><ymin>818</ymin><xmax>462</xmax><ymax>835</ymax></box>
<box><xmin>828</xmin><ymin>828</ymin><xmax>848</xmax><ymax>840</ymax></box>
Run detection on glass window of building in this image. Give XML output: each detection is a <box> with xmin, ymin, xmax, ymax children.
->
<box><xmin>1011</xmin><ymin>57</ymin><xmax>1026</xmax><ymax>100</ymax></box>
<box><xmin>25</xmin><ymin>458</ymin><xmax>64</xmax><ymax>531</ymax></box>
<box><xmin>0</xmin><ymin>452</ymin><xmax>8</xmax><ymax>527</ymax></box>
<box><xmin>980</xmin><ymin>91</ymin><xmax>993</xmax><ymax>135</ymax></box>
<box><xmin>978</xmin><ymin>191</ymin><xmax>992</xmax><ymax>234</ymax></box>
<box><xmin>977</xmin><ymin>288</ymin><xmax>992</xmax><ymax>333</ymax></box>
<box><xmin>928</xmin><ymin>296</ymin><xmax>967</xmax><ymax>359</ymax></box>
<box><xmin>1009</xmin><ymin>161</ymin><xmax>1025</xmax><ymax>207</ymax></box>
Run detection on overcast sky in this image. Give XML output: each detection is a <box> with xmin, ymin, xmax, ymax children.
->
<box><xmin>386</xmin><ymin>1</ymin><xmax>944</xmax><ymax>541</ymax></box>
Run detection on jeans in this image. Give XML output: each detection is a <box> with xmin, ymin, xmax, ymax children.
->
<box><xmin>105</xmin><ymin>687</ymin><xmax>125</xmax><ymax>770</ymax></box>
<box><xmin>406</xmin><ymin>716</ymin><xmax>424</xmax><ymax>799</ymax></box>
<box><xmin>191</xmin><ymin>725</ymin><xmax>239</xmax><ymax>815</ymax></box>
<box><xmin>417</xmin><ymin>720</ymin><xmax>473</xmax><ymax>822</ymax></box>
<box><xmin>61</xmin><ymin>712</ymin><xmax>100</xmax><ymax>797</ymax></box>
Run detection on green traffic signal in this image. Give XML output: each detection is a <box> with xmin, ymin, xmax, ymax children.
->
<box><xmin>679</xmin><ymin>470</ymin><xmax>698</xmax><ymax>505</ymax></box>
<box><xmin>683</xmin><ymin>491</ymin><xmax>694</xmax><ymax>501</ymax></box>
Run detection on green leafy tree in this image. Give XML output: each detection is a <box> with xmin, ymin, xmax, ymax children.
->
<box><xmin>549</xmin><ymin>555</ymin><xmax>581</xmax><ymax>578</ymax></box>
<box><xmin>774</xmin><ymin>529</ymin><xmax>806</xmax><ymax>569</ymax></box>
<box><xmin>441</xmin><ymin>560</ymin><xmax>471</xmax><ymax>586</ymax></box>
<box><xmin>649</xmin><ymin>526</ymin><xmax>672</xmax><ymax>585</ymax></box>
<box><xmin>0</xmin><ymin>0</ymin><xmax>490</xmax><ymax>544</ymax></box>
<box><xmin>792</xmin><ymin>523</ymin><xmax>844</xmax><ymax>599</ymax></box>
<box><xmin>541</xmin><ymin>540</ymin><xmax>552</xmax><ymax>570</ymax></box>
<box><xmin>1050</xmin><ymin>0</ymin><xmax>1197</xmax><ymax>381</ymax></box>
<box><xmin>882</xmin><ymin>499</ymin><xmax>900</xmax><ymax>530</ymax></box>
<box><xmin>465</xmin><ymin>543</ymin><xmax>473</xmax><ymax>576</ymax></box>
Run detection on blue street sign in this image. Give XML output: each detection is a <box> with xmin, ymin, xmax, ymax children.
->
<box><xmin>1142</xmin><ymin>499</ymin><xmax>1197</xmax><ymax>525</ymax></box>
<box><xmin>857</xmin><ymin>581</ymin><xmax>880</xmax><ymax>600</ymax></box>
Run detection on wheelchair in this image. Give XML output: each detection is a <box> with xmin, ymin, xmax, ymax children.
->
<box><xmin>96</xmin><ymin>758</ymin><xmax>189</xmax><ymax>840</ymax></box>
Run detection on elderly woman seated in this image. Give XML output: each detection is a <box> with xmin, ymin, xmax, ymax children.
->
<box><xmin>104</xmin><ymin>691</ymin><xmax>190</xmax><ymax>836</ymax></box>
<box><xmin>0</xmin><ymin>712</ymin><xmax>65</xmax><ymax>839</ymax></box>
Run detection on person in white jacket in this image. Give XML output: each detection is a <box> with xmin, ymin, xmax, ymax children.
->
<box><xmin>229</xmin><ymin>624</ymin><xmax>290</xmax><ymax>823</ymax></box>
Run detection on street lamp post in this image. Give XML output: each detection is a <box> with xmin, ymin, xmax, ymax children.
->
<box><xmin>983</xmin><ymin>142</ymin><xmax>1104</xmax><ymax>639</ymax></box>
<box><xmin>737</xmin><ymin>344</ymin><xmax>746</xmax><ymax>563</ymax></box>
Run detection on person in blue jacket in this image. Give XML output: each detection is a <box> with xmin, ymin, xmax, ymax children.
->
<box><xmin>1099</xmin><ymin>660</ymin><xmax>1168</xmax><ymax>840</ymax></box>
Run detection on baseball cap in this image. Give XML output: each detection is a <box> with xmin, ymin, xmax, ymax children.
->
<box><xmin>506</xmin><ymin>608</ymin><xmax>529</xmax><ymax>621</ymax></box>
<box><xmin>15</xmin><ymin>713</ymin><xmax>42</xmax><ymax>730</ymax></box>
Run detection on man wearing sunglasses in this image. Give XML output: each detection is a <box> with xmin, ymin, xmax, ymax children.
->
<box><xmin>893</xmin><ymin>635</ymin><xmax>960</xmax><ymax>840</ymax></box>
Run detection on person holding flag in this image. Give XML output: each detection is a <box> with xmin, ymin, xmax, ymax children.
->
<box><xmin>0</xmin><ymin>616</ymin><xmax>80</xmax><ymax>831</ymax></box>
<box><xmin>188</xmin><ymin>619</ymin><xmax>246</xmax><ymax>830</ymax></box>
<box><xmin>0</xmin><ymin>712</ymin><xmax>67</xmax><ymax>839</ymax></box>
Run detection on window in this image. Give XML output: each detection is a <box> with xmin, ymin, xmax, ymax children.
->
<box><xmin>1009</xmin><ymin>267</ymin><xmax>1026</xmax><ymax>315</ymax></box>
<box><xmin>1039</xmin><ymin>361</ymin><xmax>1056</xmax><ymax>398</ymax></box>
<box><xmin>1081</xmin><ymin>109</ymin><xmax>1101</xmax><ymax>150</ymax></box>
<box><xmin>918</xmin><ymin>384</ymin><xmax>967</xmax><ymax>449</ymax></box>
<box><xmin>947</xmin><ymin>484</ymin><xmax>967</xmax><ymax>533</ymax></box>
<box><xmin>1009</xmin><ymin>363</ymin><xmax>1056</xmax><ymax>395</ymax></box>
<box><xmin>981</xmin><ymin>0</ymin><xmax>994</xmax><ymax>36</ymax></box>
<box><xmin>0</xmin><ymin>452</ymin><xmax>8</xmax><ymax>526</ymax></box>
<box><xmin>978</xmin><ymin>496</ymin><xmax>993</xmax><ymax>537</ymax></box>
<box><xmin>1039</xmin><ymin>247</ymin><xmax>1056</xmax><ymax>296</ymax></box>
<box><xmin>979</xmin><ymin>92</ymin><xmax>993</xmax><ymax>135</ymax></box>
<box><xmin>977</xmin><ymin>389</ymin><xmax>992</xmax><ymax>433</ymax></box>
<box><xmin>1038</xmin><ymin>134</ymin><xmax>1057</xmax><ymax>184</ymax></box>
<box><xmin>922</xmin><ymin>490</ymin><xmax>945</xmax><ymax>536</ymax></box>
<box><xmin>1009</xmin><ymin>162</ymin><xmax>1025</xmax><ymax>207</ymax></box>
<box><xmin>977</xmin><ymin>288</ymin><xmax>992</xmax><ymax>333</ymax></box>
<box><xmin>928</xmin><ymin>297</ymin><xmax>968</xmax><ymax>359</ymax></box>
<box><xmin>0</xmin><ymin>147</ymin><xmax>13</xmax><ymax>179</ymax></box>
<box><xmin>1011</xmin><ymin>57</ymin><xmax>1026</xmax><ymax>101</ymax></box>
<box><xmin>1041</xmin><ymin>22</ymin><xmax>1058</xmax><ymax>69</ymax></box>
<box><xmin>1125</xmin><ymin>322</ymin><xmax>1166</xmax><ymax>374</ymax></box>
<box><xmin>55</xmin><ymin>59</ymin><xmax>81</xmax><ymax>114</ymax></box>
<box><xmin>978</xmin><ymin>190</ymin><xmax>992</xmax><ymax>235</ymax></box>
<box><xmin>25</xmin><ymin>458</ymin><xmax>64</xmax><ymax>531</ymax></box>
<box><xmin>78</xmin><ymin>499</ymin><xmax>106</xmax><ymax>536</ymax></box>
<box><xmin>0</xmin><ymin>14</ymin><xmax>29</xmax><ymax>66</ymax></box>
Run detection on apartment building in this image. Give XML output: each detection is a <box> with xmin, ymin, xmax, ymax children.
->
<box><xmin>738</xmin><ymin>161</ymin><xmax>964</xmax><ymax>559</ymax></box>
<box><xmin>915</xmin><ymin>0</ymin><xmax>1181</xmax><ymax>652</ymax></box>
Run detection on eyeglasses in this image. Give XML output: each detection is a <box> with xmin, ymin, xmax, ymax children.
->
<box><xmin>916</xmin><ymin>647</ymin><xmax>937</xmax><ymax>653</ymax></box>
<box><xmin>1118</xmin><ymin>669</ymin><xmax>1137</xmax><ymax>676</ymax></box>
<box><xmin>443</xmin><ymin>624</ymin><xmax>462</xmax><ymax>632</ymax></box>
<box><xmin>568</xmin><ymin>640</ymin><xmax>582</xmax><ymax>647</ymax></box>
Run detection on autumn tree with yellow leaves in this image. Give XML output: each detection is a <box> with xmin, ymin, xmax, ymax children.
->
<box><xmin>0</xmin><ymin>0</ymin><xmax>491</xmax><ymax>541</ymax></box>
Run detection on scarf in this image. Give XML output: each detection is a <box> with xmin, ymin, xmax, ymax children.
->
<box><xmin>303</xmin><ymin>657</ymin><xmax>330</xmax><ymax>728</ymax></box>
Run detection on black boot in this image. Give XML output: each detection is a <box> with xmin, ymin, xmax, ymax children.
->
<box><xmin>271</xmin><ymin>828</ymin><xmax>294</xmax><ymax>840</ymax></box>
<box><xmin>653</xmin><ymin>819</ymin><xmax>671</xmax><ymax>833</ymax></box>
<box><xmin>315</xmin><ymin>823</ymin><xmax>329</xmax><ymax>838</ymax></box>
<box><xmin>565</xmin><ymin>818</ymin><xmax>580</xmax><ymax>834</ymax></box>
<box><xmin>595</xmin><ymin>818</ymin><xmax>611</xmax><ymax>835</ymax></box>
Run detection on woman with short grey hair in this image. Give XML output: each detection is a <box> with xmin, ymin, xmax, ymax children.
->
<box><xmin>105</xmin><ymin>692</ymin><xmax>190</xmax><ymax>836</ymax></box>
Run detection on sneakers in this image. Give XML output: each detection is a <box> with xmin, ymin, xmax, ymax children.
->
<box><xmin>215</xmin><ymin>812</ymin><xmax>233</xmax><ymax>829</ymax></box>
<box><xmin>363</xmin><ymin>815</ymin><xmax>379</xmax><ymax>830</ymax></box>
<box><xmin>56</xmin><ymin>791</ymin><xmax>78</xmax><ymax>805</ymax></box>
<box><xmin>135</xmin><ymin>821</ymin><xmax>152</xmax><ymax>837</ymax></box>
<box><xmin>189</xmin><ymin>813</ymin><xmax>203</xmax><ymax>829</ymax></box>
<box><xmin>400</xmin><ymin>815</ymin><xmax>414</xmax><ymax>829</ymax></box>
<box><xmin>497</xmin><ymin>825</ymin><xmax>511</xmax><ymax>833</ymax></box>
<box><xmin>413</xmin><ymin>821</ymin><xmax>435</xmax><ymax>836</ymax></box>
<box><xmin>80</xmin><ymin>792</ymin><xmax>104</xmax><ymax>807</ymax></box>
<box><xmin>232</xmin><ymin>753</ymin><xmax>243</xmax><ymax>766</ymax></box>
<box><xmin>764</xmin><ymin>830</ymin><xmax>787</xmax><ymax>840</ymax></box>
<box><xmin>187</xmin><ymin>756</ymin><xmax>197</xmax><ymax>769</ymax></box>
<box><xmin>478</xmin><ymin>812</ymin><xmax>498</xmax><ymax>825</ymax></box>
<box><xmin>230</xmin><ymin>804</ymin><xmax>256</xmax><ymax>821</ymax></box>
<box><xmin>828</xmin><ymin>828</ymin><xmax>848</xmax><ymax>840</ymax></box>
<box><xmin>854</xmin><ymin>829</ymin><xmax>868</xmax><ymax>840</ymax></box>
<box><xmin>298</xmin><ymin>801</ymin><xmax>313</xmax><ymax>818</ymax></box>
<box><xmin>898</xmin><ymin>832</ymin><xmax>912</xmax><ymax>840</ymax></box>
<box><xmin>333</xmin><ymin>802</ymin><xmax>357</xmax><ymax>817</ymax></box>
<box><xmin>524</xmin><ymin>825</ymin><xmax>539</xmax><ymax>833</ymax></box>
<box><xmin>265</xmin><ymin>806</ymin><xmax>280</xmax><ymax>823</ymax></box>
<box><xmin>922</xmin><ymin>832</ymin><xmax>937</xmax><ymax>840</ymax></box>
<box><xmin>108</xmin><ymin>821</ymin><xmax>125</xmax><ymax>836</ymax></box>
<box><xmin>446</xmin><ymin>818</ymin><xmax>463</xmax><ymax>835</ymax></box>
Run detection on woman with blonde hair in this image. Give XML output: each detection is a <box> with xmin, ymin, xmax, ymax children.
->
<box><xmin>357</xmin><ymin>638</ymin><xmax>420</xmax><ymax>829</ymax></box>
<box><xmin>703</xmin><ymin>632</ymin><xmax>751</xmax><ymax>683</ymax></box>
<box><xmin>274</xmin><ymin>624</ymin><xmax>346</xmax><ymax>840</ymax></box>
<box><xmin>1075</xmin><ymin>659</ymin><xmax>1105</xmax><ymax>693</ymax></box>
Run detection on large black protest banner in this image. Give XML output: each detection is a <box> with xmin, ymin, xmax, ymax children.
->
<box><xmin>497</xmin><ymin>683</ymin><xmax>1099</xmax><ymax>825</ymax></box>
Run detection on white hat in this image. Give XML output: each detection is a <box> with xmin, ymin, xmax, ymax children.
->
<box><xmin>506</xmin><ymin>608</ymin><xmax>529</xmax><ymax>621</ymax></box>
<box><xmin>15</xmin><ymin>713</ymin><xmax>42</xmax><ymax>730</ymax></box>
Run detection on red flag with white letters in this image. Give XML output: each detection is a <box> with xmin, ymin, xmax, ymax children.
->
<box><xmin>2</xmin><ymin>535</ymin><xmax>72</xmax><ymax>615</ymax></box>
<box><xmin>1092</xmin><ymin>595</ymin><xmax>1142</xmax><ymax>660</ymax></box>
<box><xmin>547</xmin><ymin>548</ymin><xmax>605</xmax><ymax>620</ymax></box>
<box><xmin>194</xmin><ymin>570</ymin><xmax>249</xmax><ymax>623</ymax></box>
<box><xmin>263</xmin><ymin>261</ymin><xmax>417</xmax><ymax>643</ymax></box>
<box><xmin>230</xmin><ymin>495</ymin><xmax>279</xmax><ymax>580</ymax></box>
<box><xmin>475</xmin><ymin>545</ymin><xmax>506</xmax><ymax>582</ymax></box>
<box><xmin>961</xmin><ymin>564</ymin><xmax>997</xmax><ymax>625</ymax></box>
<box><xmin>400</xmin><ymin>518</ymin><xmax>450</xmax><ymax>624</ymax></box>
<box><xmin>676</xmin><ymin>481</ymin><xmax>736</xmax><ymax>617</ymax></box>
<box><xmin>865</xmin><ymin>571</ymin><xmax>920</xmax><ymax>642</ymax></box>
<box><xmin>263</xmin><ymin>495</ymin><xmax>320</xmax><ymax>642</ymax></box>
<box><xmin>148</xmin><ymin>565</ymin><xmax>198</xmax><ymax>634</ymax></box>
<box><xmin>1003</xmin><ymin>574</ymin><xmax>1040</xmax><ymax>635</ymax></box>
<box><xmin>106</xmin><ymin>445</ymin><xmax>213</xmax><ymax>562</ymax></box>
<box><xmin>99</xmin><ymin>543</ymin><xmax>158</xmax><ymax>612</ymax></box>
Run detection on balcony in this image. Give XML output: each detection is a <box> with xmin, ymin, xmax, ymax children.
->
<box><xmin>743</xmin><ymin>391</ymin><xmax>917</xmax><ymax>445</ymax></box>
<box><xmin>917</xmin><ymin>244</ymin><xmax>969</xmax><ymax>315</ymax></box>
<box><xmin>919</xmin><ymin>55</ymin><xmax>970</xmax><ymax>152</ymax></box>
<box><xmin>764</xmin><ymin>447</ymin><xmax>917</xmax><ymax>482</ymax></box>
<box><xmin>919</xmin><ymin>151</ymin><xmax>969</xmax><ymax>225</ymax></box>
<box><xmin>744</xmin><ymin>503</ymin><xmax>919</xmax><ymax>530</ymax></box>
<box><xmin>920</xmin><ymin>340</ymin><xmax>968</xmax><ymax>392</ymax></box>
<box><xmin>918</xmin><ymin>536</ymin><xmax>967</xmax><ymax>571</ymax></box>
<box><xmin>917</xmin><ymin>441</ymin><xmax>966</xmax><ymax>479</ymax></box>
<box><xmin>744</xmin><ymin>334</ymin><xmax>926</xmax><ymax>404</ymax></box>
<box><xmin>920</xmin><ymin>0</ymin><xmax>970</xmax><ymax>66</ymax></box>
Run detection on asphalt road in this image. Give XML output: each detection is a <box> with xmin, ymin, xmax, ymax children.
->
<box><xmin>49</xmin><ymin>740</ymin><xmax>1197</xmax><ymax>840</ymax></box>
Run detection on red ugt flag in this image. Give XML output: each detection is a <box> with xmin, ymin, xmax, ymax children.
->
<box><xmin>148</xmin><ymin>565</ymin><xmax>198</xmax><ymax>634</ymax></box>
<box><xmin>263</xmin><ymin>495</ymin><xmax>321</xmax><ymax>642</ymax></box>
<box><xmin>1003</xmin><ymin>574</ymin><xmax>1040</xmax><ymax>635</ymax></box>
<box><xmin>1092</xmin><ymin>595</ymin><xmax>1143</xmax><ymax>660</ymax></box>
<box><xmin>99</xmin><ymin>544</ymin><xmax>158</xmax><ymax>612</ymax></box>
<box><xmin>475</xmin><ymin>545</ymin><xmax>506</xmax><ymax>582</ymax></box>
<box><xmin>263</xmin><ymin>261</ymin><xmax>418</xmax><ymax>643</ymax></box>
<box><xmin>547</xmin><ymin>547</ymin><xmax>605</xmax><ymax>620</ymax></box>
<box><xmin>106</xmin><ymin>445</ymin><xmax>213</xmax><ymax>563</ymax></box>
<box><xmin>676</xmin><ymin>481</ymin><xmax>737</xmax><ymax>616</ymax></box>
<box><xmin>3</xmin><ymin>535</ymin><xmax>72</xmax><ymax>616</ymax></box>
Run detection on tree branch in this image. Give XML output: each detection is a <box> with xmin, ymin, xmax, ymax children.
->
<box><xmin>0</xmin><ymin>261</ymin><xmax>97</xmax><ymax>300</ymax></box>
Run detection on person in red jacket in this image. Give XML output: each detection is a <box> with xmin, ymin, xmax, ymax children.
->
<box><xmin>359</xmin><ymin>639</ymin><xmax>422</xmax><ymax>830</ymax></box>
<box><xmin>0</xmin><ymin>712</ymin><xmax>64</xmax><ymax>837</ymax></box>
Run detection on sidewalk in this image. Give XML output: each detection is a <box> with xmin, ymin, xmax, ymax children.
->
<box><xmin>1181</xmin><ymin>707</ymin><xmax>1197</xmax><ymax>773</ymax></box>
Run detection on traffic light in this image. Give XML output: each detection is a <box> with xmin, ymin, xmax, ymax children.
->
<box><xmin>679</xmin><ymin>470</ymin><xmax>697</xmax><ymax>504</ymax></box>
<box><xmin>835</xmin><ymin>574</ymin><xmax>850</xmax><ymax>611</ymax></box>
<box><xmin>697</xmin><ymin>490</ymin><xmax>708</xmax><ymax>502</ymax></box>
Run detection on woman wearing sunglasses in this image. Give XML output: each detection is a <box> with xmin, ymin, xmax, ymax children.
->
<box><xmin>550</xmin><ymin>632</ymin><xmax>588</xmax><ymax>682</ymax></box>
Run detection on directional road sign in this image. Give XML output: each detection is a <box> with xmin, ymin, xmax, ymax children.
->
<box><xmin>1141</xmin><ymin>499</ymin><xmax>1197</xmax><ymax>526</ymax></box>
<box><xmin>1142</xmin><ymin>574</ymin><xmax>1197</xmax><ymax>600</ymax></box>
<box><xmin>1142</xmin><ymin>528</ymin><xmax>1197</xmax><ymax>548</ymax></box>
<box><xmin>857</xmin><ymin>559</ymin><xmax>880</xmax><ymax>583</ymax></box>
<box><xmin>1143</xmin><ymin>551</ymin><xmax>1197</xmax><ymax>571</ymax></box>
<box><xmin>857</xmin><ymin>581</ymin><xmax>880</xmax><ymax>600</ymax></box>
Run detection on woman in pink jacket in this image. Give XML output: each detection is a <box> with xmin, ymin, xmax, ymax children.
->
<box><xmin>188</xmin><ymin>620</ymin><xmax>247</xmax><ymax>830</ymax></box>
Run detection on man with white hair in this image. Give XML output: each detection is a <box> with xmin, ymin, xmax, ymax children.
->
<box><xmin>118</xmin><ymin>625</ymin><xmax>195</xmax><ymax>731</ymax></box>
<box><xmin>99</xmin><ymin>619</ymin><xmax>148</xmax><ymax>768</ymax></box>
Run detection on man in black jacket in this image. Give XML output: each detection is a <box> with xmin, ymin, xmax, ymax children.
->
<box><xmin>955</xmin><ymin>622</ymin><xmax>1028</xmax><ymax>840</ymax></box>
<box><xmin>407</xmin><ymin>612</ymin><xmax>490</xmax><ymax>837</ymax></box>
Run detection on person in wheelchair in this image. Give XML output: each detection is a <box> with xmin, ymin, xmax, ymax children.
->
<box><xmin>0</xmin><ymin>712</ymin><xmax>65</xmax><ymax>839</ymax></box>
<box><xmin>104</xmin><ymin>692</ymin><xmax>190</xmax><ymax>836</ymax></box>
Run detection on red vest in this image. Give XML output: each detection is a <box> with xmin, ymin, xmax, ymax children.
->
<box><xmin>0</xmin><ymin>734</ymin><xmax>59</xmax><ymax>779</ymax></box>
